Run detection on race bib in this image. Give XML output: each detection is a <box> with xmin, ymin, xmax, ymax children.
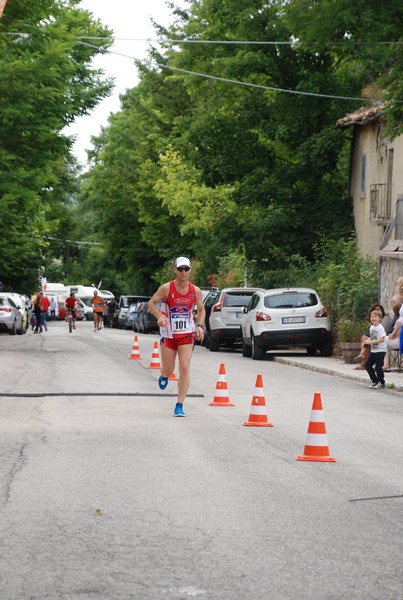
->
<box><xmin>171</xmin><ymin>312</ymin><xmax>192</xmax><ymax>333</ymax></box>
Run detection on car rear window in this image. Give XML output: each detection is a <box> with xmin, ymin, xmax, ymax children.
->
<box><xmin>122</xmin><ymin>297</ymin><xmax>136</xmax><ymax>308</ymax></box>
<box><xmin>223</xmin><ymin>292</ymin><xmax>255</xmax><ymax>308</ymax></box>
<box><xmin>264</xmin><ymin>292</ymin><xmax>318</xmax><ymax>309</ymax></box>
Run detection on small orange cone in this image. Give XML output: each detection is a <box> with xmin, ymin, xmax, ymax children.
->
<box><xmin>169</xmin><ymin>372</ymin><xmax>178</xmax><ymax>381</ymax></box>
<box><xmin>209</xmin><ymin>363</ymin><xmax>234</xmax><ymax>406</ymax></box>
<box><xmin>129</xmin><ymin>336</ymin><xmax>142</xmax><ymax>360</ymax></box>
<box><xmin>148</xmin><ymin>341</ymin><xmax>161</xmax><ymax>369</ymax></box>
<box><xmin>296</xmin><ymin>392</ymin><xmax>336</xmax><ymax>462</ymax></box>
<box><xmin>243</xmin><ymin>374</ymin><xmax>273</xmax><ymax>427</ymax></box>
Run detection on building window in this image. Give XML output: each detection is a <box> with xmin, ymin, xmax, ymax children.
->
<box><xmin>360</xmin><ymin>154</ymin><xmax>366</xmax><ymax>198</ymax></box>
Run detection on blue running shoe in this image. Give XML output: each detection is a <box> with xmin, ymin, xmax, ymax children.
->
<box><xmin>174</xmin><ymin>402</ymin><xmax>185</xmax><ymax>417</ymax></box>
<box><xmin>158</xmin><ymin>375</ymin><xmax>168</xmax><ymax>390</ymax></box>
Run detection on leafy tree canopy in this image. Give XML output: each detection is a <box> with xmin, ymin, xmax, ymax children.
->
<box><xmin>0</xmin><ymin>0</ymin><xmax>113</xmax><ymax>292</ymax></box>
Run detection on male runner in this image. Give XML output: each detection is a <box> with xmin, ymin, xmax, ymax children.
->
<box><xmin>91</xmin><ymin>290</ymin><xmax>104</xmax><ymax>331</ymax></box>
<box><xmin>148</xmin><ymin>257</ymin><xmax>205</xmax><ymax>417</ymax></box>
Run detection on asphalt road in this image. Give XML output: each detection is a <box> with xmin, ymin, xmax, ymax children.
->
<box><xmin>0</xmin><ymin>321</ymin><xmax>402</xmax><ymax>599</ymax></box>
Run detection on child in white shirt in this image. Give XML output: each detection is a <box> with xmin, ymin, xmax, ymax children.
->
<box><xmin>365</xmin><ymin>309</ymin><xmax>387</xmax><ymax>389</ymax></box>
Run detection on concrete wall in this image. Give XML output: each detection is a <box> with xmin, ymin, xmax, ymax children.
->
<box><xmin>350</xmin><ymin>122</ymin><xmax>403</xmax><ymax>258</ymax></box>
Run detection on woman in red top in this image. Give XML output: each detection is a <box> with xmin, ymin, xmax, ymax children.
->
<box><xmin>149</xmin><ymin>257</ymin><xmax>205</xmax><ymax>417</ymax></box>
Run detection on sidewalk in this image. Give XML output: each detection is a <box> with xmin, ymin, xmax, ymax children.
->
<box><xmin>272</xmin><ymin>352</ymin><xmax>403</xmax><ymax>391</ymax></box>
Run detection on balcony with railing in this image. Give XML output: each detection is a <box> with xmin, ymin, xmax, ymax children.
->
<box><xmin>370</xmin><ymin>183</ymin><xmax>392</xmax><ymax>224</ymax></box>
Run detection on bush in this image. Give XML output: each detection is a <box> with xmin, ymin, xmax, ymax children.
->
<box><xmin>315</xmin><ymin>237</ymin><xmax>378</xmax><ymax>324</ymax></box>
<box><xmin>336</xmin><ymin>319</ymin><xmax>368</xmax><ymax>343</ymax></box>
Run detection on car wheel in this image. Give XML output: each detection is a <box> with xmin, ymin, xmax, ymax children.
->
<box><xmin>16</xmin><ymin>324</ymin><xmax>24</xmax><ymax>335</ymax></box>
<box><xmin>209</xmin><ymin>338</ymin><xmax>220</xmax><ymax>352</ymax></box>
<box><xmin>242</xmin><ymin>340</ymin><xmax>252</xmax><ymax>357</ymax></box>
<box><xmin>320</xmin><ymin>340</ymin><xmax>333</xmax><ymax>357</ymax></box>
<box><xmin>251</xmin><ymin>333</ymin><xmax>264</xmax><ymax>360</ymax></box>
<box><xmin>307</xmin><ymin>344</ymin><xmax>317</xmax><ymax>356</ymax></box>
<box><xmin>9</xmin><ymin>322</ymin><xmax>16</xmax><ymax>335</ymax></box>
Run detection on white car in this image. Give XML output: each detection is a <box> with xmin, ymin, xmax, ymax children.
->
<box><xmin>6</xmin><ymin>293</ymin><xmax>29</xmax><ymax>333</ymax></box>
<box><xmin>0</xmin><ymin>293</ymin><xmax>25</xmax><ymax>335</ymax></box>
<box><xmin>241</xmin><ymin>288</ymin><xmax>333</xmax><ymax>360</ymax></box>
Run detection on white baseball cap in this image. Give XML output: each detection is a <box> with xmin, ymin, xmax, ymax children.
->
<box><xmin>175</xmin><ymin>256</ymin><xmax>191</xmax><ymax>268</ymax></box>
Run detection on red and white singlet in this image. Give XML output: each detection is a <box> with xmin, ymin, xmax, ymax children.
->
<box><xmin>160</xmin><ymin>280</ymin><xmax>196</xmax><ymax>339</ymax></box>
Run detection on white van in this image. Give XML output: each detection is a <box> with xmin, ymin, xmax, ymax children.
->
<box><xmin>45</xmin><ymin>284</ymin><xmax>97</xmax><ymax>321</ymax></box>
<box><xmin>69</xmin><ymin>285</ymin><xmax>101</xmax><ymax>320</ymax></box>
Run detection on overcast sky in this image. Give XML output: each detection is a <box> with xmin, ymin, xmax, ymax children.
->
<box><xmin>67</xmin><ymin>0</ymin><xmax>184</xmax><ymax>166</ymax></box>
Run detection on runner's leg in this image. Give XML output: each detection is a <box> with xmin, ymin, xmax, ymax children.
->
<box><xmin>160</xmin><ymin>343</ymin><xmax>176</xmax><ymax>379</ymax></box>
<box><xmin>177</xmin><ymin>343</ymin><xmax>194</xmax><ymax>404</ymax></box>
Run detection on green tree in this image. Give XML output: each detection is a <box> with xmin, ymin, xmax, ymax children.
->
<box><xmin>0</xmin><ymin>0</ymin><xmax>113</xmax><ymax>291</ymax></box>
<box><xmin>79</xmin><ymin>0</ymin><xmax>401</xmax><ymax>291</ymax></box>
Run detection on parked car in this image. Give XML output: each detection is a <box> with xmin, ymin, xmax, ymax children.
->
<box><xmin>204</xmin><ymin>287</ymin><xmax>263</xmax><ymax>351</ymax></box>
<box><xmin>241</xmin><ymin>287</ymin><xmax>333</xmax><ymax>360</ymax></box>
<box><xmin>7</xmin><ymin>292</ymin><xmax>29</xmax><ymax>333</ymax></box>
<box><xmin>0</xmin><ymin>293</ymin><xmax>25</xmax><ymax>335</ymax></box>
<box><xmin>75</xmin><ymin>297</ymin><xmax>92</xmax><ymax>321</ymax></box>
<box><xmin>139</xmin><ymin>301</ymin><xmax>160</xmax><ymax>334</ymax></box>
<box><xmin>124</xmin><ymin>303</ymin><xmax>138</xmax><ymax>330</ymax></box>
<box><xmin>133</xmin><ymin>301</ymin><xmax>147</xmax><ymax>332</ymax></box>
<box><xmin>116</xmin><ymin>295</ymin><xmax>150</xmax><ymax>329</ymax></box>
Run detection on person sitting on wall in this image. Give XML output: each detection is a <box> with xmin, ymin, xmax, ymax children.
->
<box><xmin>383</xmin><ymin>295</ymin><xmax>402</xmax><ymax>371</ymax></box>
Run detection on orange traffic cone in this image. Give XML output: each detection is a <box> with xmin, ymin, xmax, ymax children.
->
<box><xmin>296</xmin><ymin>392</ymin><xmax>336</xmax><ymax>462</ymax></box>
<box><xmin>148</xmin><ymin>341</ymin><xmax>161</xmax><ymax>369</ymax></box>
<box><xmin>209</xmin><ymin>363</ymin><xmax>234</xmax><ymax>406</ymax></box>
<box><xmin>129</xmin><ymin>336</ymin><xmax>142</xmax><ymax>360</ymax></box>
<box><xmin>169</xmin><ymin>372</ymin><xmax>178</xmax><ymax>381</ymax></box>
<box><xmin>243</xmin><ymin>374</ymin><xmax>273</xmax><ymax>427</ymax></box>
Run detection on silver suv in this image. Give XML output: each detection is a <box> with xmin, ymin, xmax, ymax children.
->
<box><xmin>241</xmin><ymin>288</ymin><xmax>333</xmax><ymax>360</ymax></box>
<box><xmin>204</xmin><ymin>287</ymin><xmax>263</xmax><ymax>352</ymax></box>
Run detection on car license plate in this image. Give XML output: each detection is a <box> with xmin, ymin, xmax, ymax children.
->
<box><xmin>282</xmin><ymin>316</ymin><xmax>306</xmax><ymax>324</ymax></box>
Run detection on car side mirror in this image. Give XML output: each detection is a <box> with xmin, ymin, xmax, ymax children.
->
<box><xmin>242</xmin><ymin>306</ymin><xmax>248</xmax><ymax>314</ymax></box>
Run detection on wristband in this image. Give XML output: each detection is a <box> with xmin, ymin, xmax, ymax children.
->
<box><xmin>196</xmin><ymin>324</ymin><xmax>204</xmax><ymax>329</ymax></box>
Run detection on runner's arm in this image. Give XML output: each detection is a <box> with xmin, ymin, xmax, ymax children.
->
<box><xmin>194</xmin><ymin>286</ymin><xmax>206</xmax><ymax>341</ymax></box>
<box><xmin>148</xmin><ymin>284</ymin><xmax>170</xmax><ymax>327</ymax></box>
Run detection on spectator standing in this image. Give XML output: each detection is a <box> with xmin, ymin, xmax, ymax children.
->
<box><xmin>26</xmin><ymin>294</ymin><xmax>33</xmax><ymax>328</ymax></box>
<box><xmin>365</xmin><ymin>309</ymin><xmax>387</xmax><ymax>389</ymax></box>
<box><xmin>354</xmin><ymin>303</ymin><xmax>389</xmax><ymax>370</ymax></box>
<box><xmin>40</xmin><ymin>293</ymin><xmax>51</xmax><ymax>332</ymax></box>
<box><xmin>50</xmin><ymin>297</ymin><xmax>57</xmax><ymax>321</ymax></box>
<box><xmin>33</xmin><ymin>292</ymin><xmax>42</xmax><ymax>334</ymax></box>
<box><xmin>102</xmin><ymin>301</ymin><xmax>109</xmax><ymax>328</ymax></box>
<box><xmin>108</xmin><ymin>298</ymin><xmax>117</xmax><ymax>328</ymax></box>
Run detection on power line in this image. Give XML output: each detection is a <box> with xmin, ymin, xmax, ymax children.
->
<box><xmin>77</xmin><ymin>40</ymin><xmax>395</xmax><ymax>104</ymax></box>
<box><xmin>77</xmin><ymin>36</ymin><xmax>403</xmax><ymax>46</ymax></box>
<box><xmin>3</xmin><ymin>32</ymin><xmax>402</xmax><ymax>45</ymax></box>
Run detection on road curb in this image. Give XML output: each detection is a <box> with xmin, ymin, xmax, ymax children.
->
<box><xmin>273</xmin><ymin>356</ymin><xmax>403</xmax><ymax>393</ymax></box>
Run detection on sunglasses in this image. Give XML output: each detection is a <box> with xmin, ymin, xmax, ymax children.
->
<box><xmin>177</xmin><ymin>266</ymin><xmax>190</xmax><ymax>272</ymax></box>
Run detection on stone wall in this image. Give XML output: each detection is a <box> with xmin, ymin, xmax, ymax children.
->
<box><xmin>379</xmin><ymin>252</ymin><xmax>403</xmax><ymax>309</ymax></box>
